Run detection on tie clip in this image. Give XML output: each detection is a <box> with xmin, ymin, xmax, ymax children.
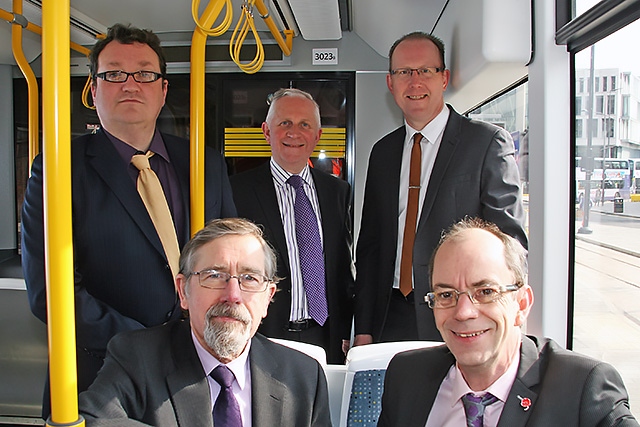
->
<box><xmin>409</xmin><ymin>185</ymin><xmax>421</xmax><ymax>189</ymax></box>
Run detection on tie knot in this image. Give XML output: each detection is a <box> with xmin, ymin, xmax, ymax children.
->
<box><xmin>463</xmin><ymin>392</ymin><xmax>498</xmax><ymax>406</ymax></box>
<box><xmin>210</xmin><ymin>365</ymin><xmax>236</xmax><ymax>389</ymax></box>
<box><xmin>287</xmin><ymin>174</ymin><xmax>304</xmax><ymax>190</ymax></box>
<box><xmin>131</xmin><ymin>150</ymin><xmax>154</xmax><ymax>171</ymax></box>
<box><xmin>413</xmin><ymin>133</ymin><xmax>423</xmax><ymax>144</ymax></box>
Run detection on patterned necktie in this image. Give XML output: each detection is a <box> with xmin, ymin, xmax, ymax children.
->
<box><xmin>461</xmin><ymin>392</ymin><xmax>499</xmax><ymax>427</ymax></box>
<box><xmin>131</xmin><ymin>151</ymin><xmax>180</xmax><ymax>279</ymax></box>
<box><xmin>210</xmin><ymin>365</ymin><xmax>243</xmax><ymax>427</ymax></box>
<box><xmin>287</xmin><ymin>174</ymin><xmax>329</xmax><ymax>325</ymax></box>
<box><xmin>399</xmin><ymin>133</ymin><xmax>423</xmax><ymax>296</ymax></box>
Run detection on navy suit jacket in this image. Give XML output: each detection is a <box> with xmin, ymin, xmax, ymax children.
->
<box><xmin>21</xmin><ymin>129</ymin><xmax>236</xmax><ymax>392</ymax></box>
<box><xmin>378</xmin><ymin>335</ymin><xmax>638</xmax><ymax>427</ymax></box>
<box><xmin>230</xmin><ymin>162</ymin><xmax>354</xmax><ymax>364</ymax></box>
<box><xmin>79</xmin><ymin>320</ymin><xmax>332</xmax><ymax>427</ymax></box>
<box><xmin>355</xmin><ymin>105</ymin><xmax>528</xmax><ymax>341</ymax></box>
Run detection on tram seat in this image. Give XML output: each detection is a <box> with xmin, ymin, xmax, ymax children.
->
<box><xmin>0</xmin><ymin>279</ymin><xmax>47</xmax><ymax>422</ymax></box>
<box><xmin>339</xmin><ymin>341</ymin><xmax>442</xmax><ymax>427</ymax></box>
<box><xmin>269</xmin><ymin>338</ymin><xmax>346</xmax><ymax>426</ymax></box>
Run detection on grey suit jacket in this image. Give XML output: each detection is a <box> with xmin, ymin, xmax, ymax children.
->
<box><xmin>79</xmin><ymin>320</ymin><xmax>332</xmax><ymax>427</ymax></box>
<box><xmin>378</xmin><ymin>335</ymin><xmax>638</xmax><ymax>427</ymax></box>
<box><xmin>355</xmin><ymin>105</ymin><xmax>528</xmax><ymax>341</ymax></box>
<box><xmin>230</xmin><ymin>162</ymin><xmax>355</xmax><ymax>364</ymax></box>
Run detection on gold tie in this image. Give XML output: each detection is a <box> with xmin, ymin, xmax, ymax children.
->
<box><xmin>399</xmin><ymin>133</ymin><xmax>423</xmax><ymax>297</ymax></box>
<box><xmin>131</xmin><ymin>151</ymin><xmax>180</xmax><ymax>279</ymax></box>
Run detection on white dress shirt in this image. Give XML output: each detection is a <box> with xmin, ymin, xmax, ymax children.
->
<box><xmin>270</xmin><ymin>158</ymin><xmax>324</xmax><ymax>321</ymax></box>
<box><xmin>393</xmin><ymin>106</ymin><xmax>450</xmax><ymax>290</ymax></box>
<box><xmin>192</xmin><ymin>331</ymin><xmax>253</xmax><ymax>426</ymax></box>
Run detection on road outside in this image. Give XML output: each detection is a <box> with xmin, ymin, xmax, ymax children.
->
<box><xmin>574</xmin><ymin>199</ymin><xmax>640</xmax><ymax>418</ymax></box>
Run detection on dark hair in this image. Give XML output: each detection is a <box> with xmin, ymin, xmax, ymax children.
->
<box><xmin>89</xmin><ymin>23</ymin><xmax>166</xmax><ymax>79</ymax></box>
<box><xmin>388</xmin><ymin>31</ymin><xmax>446</xmax><ymax>73</ymax></box>
<box><xmin>428</xmin><ymin>217</ymin><xmax>528</xmax><ymax>290</ymax></box>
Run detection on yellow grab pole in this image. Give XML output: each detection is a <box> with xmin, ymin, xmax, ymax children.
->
<box><xmin>190</xmin><ymin>0</ymin><xmax>226</xmax><ymax>236</ymax></box>
<box><xmin>42</xmin><ymin>0</ymin><xmax>84</xmax><ymax>426</ymax></box>
<box><xmin>254</xmin><ymin>0</ymin><xmax>293</xmax><ymax>56</ymax></box>
<box><xmin>11</xmin><ymin>0</ymin><xmax>40</xmax><ymax>167</ymax></box>
<box><xmin>0</xmin><ymin>7</ymin><xmax>91</xmax><ymax>56</ymax></box>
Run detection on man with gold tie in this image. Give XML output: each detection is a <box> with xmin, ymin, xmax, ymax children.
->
<box><xmin>21</xmin><ymin>23</ymin><xmax>236</xmax><ymax>418</ymax></box>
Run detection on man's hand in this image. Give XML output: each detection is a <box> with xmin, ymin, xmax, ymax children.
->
<box><xmin>353</xmin><ymin>334</ymin><xmax>373</xmax><ymax>347</ymax></box>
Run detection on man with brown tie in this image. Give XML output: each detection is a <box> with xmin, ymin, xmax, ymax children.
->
<box><xmin>378</xmin><ymin>218</ymin><xmax>638</xmax><ymax>427</ymax></box>
<box><xmin>354</xmin><ymin>31</ymin><xmax>527</xmax><ymax>346</ymax></box>
<box><xmin>21</xmin><ymin>23</ymin><xmax>236</xmax><ymax>417</ymax></box>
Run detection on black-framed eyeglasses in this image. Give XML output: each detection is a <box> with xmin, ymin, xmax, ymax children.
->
<box><xmin>390</xmin><ymin>67</ymin><xmax>445</xmax><ymax>79</ymax></box>
<box><xmin>94</xmin><ymin>70</ymin><xmax>164</xmax><ymax>83</ymax></box>
<box><xmin>189</xmin><ymin>269</ymin><xmax>271</xmax><ymax>293</ymax></box>
<box><xmin>424</xmin><ymin>283</ymin><xmax>521</xmax><ymax>309</ymax></box>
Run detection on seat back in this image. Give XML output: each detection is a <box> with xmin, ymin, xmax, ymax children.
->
<box><xmin>0</xmin><ymin>279</ymin><xmax>48</xmax><ymax>422</ymax></box>
<box><xmin>339</xmin><ymin>341</ymin><xmax>442</xmax><ymax>427</ymax></box>
<box><xmin>268</xmin><ymin>337</ymin><xmax>328</xmax><ymax>367</ymax></box>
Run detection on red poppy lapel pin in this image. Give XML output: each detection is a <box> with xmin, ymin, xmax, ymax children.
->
<box><xmin>517</xmin><ymin>395</ymin><xmax>532</xmax><ymax>411</ymax></box>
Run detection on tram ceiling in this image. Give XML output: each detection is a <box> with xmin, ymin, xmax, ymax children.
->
<box><xmin>0</xmin><ymin>0</ymin><xmax>454</xmax><ymax>65</ymax></box>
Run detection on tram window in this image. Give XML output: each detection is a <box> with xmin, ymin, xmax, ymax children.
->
<box><xmin>468</xmin><ymin>81</ymin><xmax>530</xmax><ymax>219</ymax></box>
<box><xmin>573</xmin><ymin>18</ymin><xmax>640</xmax><ymax>417</ymax></box>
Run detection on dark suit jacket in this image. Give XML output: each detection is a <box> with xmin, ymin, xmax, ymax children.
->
<box><xmin>355</xmin><ymin>105</ymin><xmax>528</xmax><ymax>341</ymax></box>
<box><xmin>21</xmin><ymin>129</ymin><xmax>236</xmax><ymax>392</ymax></box>
<box><xmin>78</xmin><ymin>320</ymin><xmax>332</xmax><ymax>427</ymax></box>
<box><xmin>230</xmin><ymin>162</ymin><xmax>355</xmax><ymax>363</ymax></box>
<box><xmin>378</xmin><ymin>335</ymin><xmax>638</xmax><ymax>427</ymax></box>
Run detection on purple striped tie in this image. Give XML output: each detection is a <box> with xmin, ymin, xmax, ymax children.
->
<box><xmin>210</xmin><ymin>365</ymin><xmax>242</xmax><ymax>427</ymax></box>
<box><xmin>462</xmin><ymin>392</ymin><xmax>499</xmax><ymax>427</ymax></box>
<box><xmin>287</xmin><ymin>174</ymin><xmax>329</xmax><ymax>325</ymax></box>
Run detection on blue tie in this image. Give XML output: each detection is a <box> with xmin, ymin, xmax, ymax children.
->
<box><xmin>287</xmin><ymin>174</ymin><xmax>329</xmax><ymax>325</ymax></box>
<box><xmin>210</xmin><ymin>365</ymin><xmax>242</xmax><ymax>427</ymax></box>
<box><xmin>461</xmin><ymin>392</ymin><xmax>499</xmax><ymax>427</ymax></box>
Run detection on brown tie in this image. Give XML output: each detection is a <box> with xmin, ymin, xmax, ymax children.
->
<box><xmin>131</xmin><ymin>151</ymin><xmax>180</xmax><ymax>279</ymax></box>
<box><xmin>399</xmin><ymin>133</ymin><xmax>423</xmax><ymax>296</ymax></box>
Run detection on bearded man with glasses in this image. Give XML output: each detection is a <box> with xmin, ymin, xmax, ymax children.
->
<box><xmin>21</xmin><ymin>23</ymin><xmax>236</xmax><ymax>419</ymax></box>
<box><xmin>378</xmin><ymin>217</ymin><xmax>638</xmax><ymax>427</ymax></box>
<box><xmin>79</xmin><ymin>218</ymin><xmax>331</xmax><ymax>426</ymax></box>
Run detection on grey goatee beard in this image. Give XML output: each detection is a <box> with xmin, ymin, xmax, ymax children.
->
<box><xmin>203</xmin><ymin>303</ymin><xmax>252</xmax><ymax>360</ymax></box>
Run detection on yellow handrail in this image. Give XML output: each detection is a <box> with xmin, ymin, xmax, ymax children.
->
<box><xmin>254</xmin><ymin>0</ymin><xmax>292</xmax><ymax>56</ymax></box>
<box><xmin>192</xmin><ymin>0</ymin><xmax>232</xmax><ymax>37</ymax></box>
<box><xmin>190</xmin><ymin>0</ymin><xmax>228</xmax><ymax>235</ymax></box>
<box><xmin>10</xmin><ymin>0</ymin><xmax>39</xmax><ymax>167</ymax></box>
<box><xmin>42</xmin><ymin>0</ymin><xmax>83</xmax><ymax>425</ymax></box>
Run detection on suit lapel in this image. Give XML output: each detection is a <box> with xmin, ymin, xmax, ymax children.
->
<box><xmin>166</xmin><ymin>322</ymin><xmax>214</xmax><ymax>427</ymax></box>
<box><xmin>163</xmin><ymin>133</ymin><xmax>191</xmax><ymax>241</ymax></box>
<box><xmin>411</xmin><ymin>347</ymin><xmax>455</xmax><ymax>425</ymax></box>
<box><xmin>85</xmin><ymin>131</ymin><xmax>166</xmax><ymax>257</ymax></box>
<box><xmin>249</xmin><ymin>336</ymin><xmax>286</xmax><ymax>427</ymax></box>
<box><xmin>254</xmin><ymin>163</ymin><xmax>291</xmax><ymax>272</ymax></box>
<box><xmin>417</xmin><ymin>106</ymin><xmax>460</xmax><ymax>231</ymax></box>
<box><xmin>497</xmin><ymin>336</ymin><xmax>540</xmax><ymax>427</ymax></box>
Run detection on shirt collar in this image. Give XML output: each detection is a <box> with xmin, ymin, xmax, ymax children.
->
<box><xmin>104</xmin><ymin>128</ymin><xmax>170</xmax><ymax>163</ymax></box>
<box><xmin>448</xmin><ymin>345</ymin><xmax>521</xmax><ymax>407</ymax></box>
<box><xmin>270</xmin><ymin>157</ymin><xmax>312</xmax><ymax>187</ymax></box>
<box><xmin>404</xmin><ymin>104</ymin><xmax>450</xmax><ymax>145</ymax></box>
<box><xmin>191</xmin><ymin>329</ymin><xmax>252</xmax><ymax>391</ymax></box>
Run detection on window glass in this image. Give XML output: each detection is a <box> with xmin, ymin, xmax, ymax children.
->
<box><xmin>468</xmin><ymin>82</ymin><xmax>530</xmax><ymax>220</ymax></box>
<box><xmin>573</xmin><ymin>19</ymin><xmax>640</xmax><ymax>417</ymax></box>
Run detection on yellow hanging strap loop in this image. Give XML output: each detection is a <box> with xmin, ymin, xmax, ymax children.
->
<box><xmin>81</xmin><ymin>74</ymin><xmax>95</xmax><ymax>110</ymax></box>
<box><xmin>192</xmin><ymin>0</ymin><xmax>233</xmax><ymax>37</ymax></box>
<box><xmin>229</xmin><ymin>0</ymin><xmax>264</xmax><ymax>74</ymax></box>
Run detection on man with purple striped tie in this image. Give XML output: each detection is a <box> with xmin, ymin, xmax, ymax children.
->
<box><xmin>231</xmin><ymin>88</ymin><xmax>355</xmax><ymax>364</ymax></box>
<box><xmin>378</xmin><ymin>218</ymin><xmax>638</xmax><ymax>427</ymax></box>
